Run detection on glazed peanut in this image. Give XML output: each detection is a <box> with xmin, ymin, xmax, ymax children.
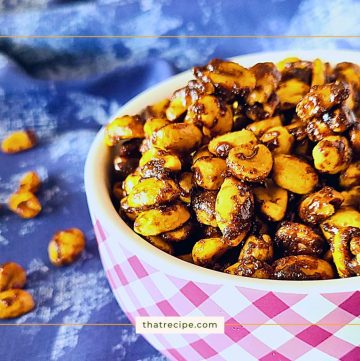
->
<box><xmin>273</xmin><ymin>255</ymin><xmax>334</xmax><ymax>280</ymax></box>
<box><xmin>127</xmin><ymin>178</ymin><xmax>180</xmax><ymax>208</ymax></box>
<box><xmin>8</xmin><ymin>191</ymin><xmax>42</xmax><ymax>218</ymax></box>
<box><xmin>0</xmin><ymin>263</ymin><xmax>26</xmax><ymax>291</ymax></box>
<box><xmin>208</xmin><ymin>129</ymin><xmax>258</xmax><ymax>158</ymax></box>
<box><xmin>275</xmin><ymin>222</ymin><xmax>325</xmax><ymax>257</ymax></box>
<box><xmin>48</xmin><ymin>228</ymin><xmax>85</xmax><ymax>266</ymax></box>
<box><xmin>192</xmin><ymin>156</ymin><xmax>227</xmax><ymax>190</ymax></box>
<box><xmin>192</xmin><ymin>238</ymin><xmax>229</xmax><ymax>267</ymax></box>
<box><xmin>146</xmin><ymin>236</ymin><xmax>174</xmax><ymax>255</ymax></box>
<box><xmin>19</xmin><ymin>171</ymin><xmax>41</xmax><ymax>193</ymax></box>
<box><xmin>1</xmin><ymin>130</ymin><xmax>37</xmax><ymax>154</ymax></box>
<box><xmin>225</xmin><ymin>256</ymin><xmax>273</xmax><ymax>279</ymax></box>
<box><xmin>215</xmin><ymin>177</ymin><xmax>254</xmax><ymax>245</ymax></box>
<box><xmin>239</xmin><ymin>234</ymin><xmax>274</xmax><ymax>262</ymax></box>
<box><xmin>296</xmin><ymin>82</ymin><xmax>349</xmax><ymax>121</ymax></box>
<box><xmin>178</xmin><ymin>172</ymin><xmax>194</xmax><ymax>204</ymax></box>
<box><xmin>246</xmin><ymin>116</ymin><xmax>282</xmax><ymax>137</ymax></box>
<box><xmin>185</xmin><ymin>95</ymin><xmax>233</xmax><ymax>137</ymax></box>
<box><xmin>260</xmin><ymin>126</ymin><xmax>294</xmax><ymax>155</ymax></box>
<box><xmin>313</xmin><ymin>136</ymin><xmax>352</xmax><ymax>174</ymax></box>
<box><xmin>105</xmin><ymin>115</ymin><xmax>144</xmax><ymax>146</ymax></box>
<box><xmin>331</xmin><ymin>227</ymin><xmax>360</xmax><ymax>277</ymax></box>
<box><xmin>299</xmin><ymin>186</ymin><xmax>344</xmax><ymax>225</ymax></box>
<box><xmin>161</xmin><ymin>221</ymin><xmax>193</xmax><ymax>242</ymax></box>
<box><xmin>0</xmin><ymin>289</ymin><xmax>35</xmax><ymax>319</ymax></box>
<box><xmin>192</xmin><ymin>190</ymin><xmax>218</xmax><ymax>227</ymax></box>
<box><xmin>277</xmin><ymin>79</ymin><xmax>310</xmax><ymax>109</ymax></box>
<box><xmin>272</xmin><ymin>154</ymin><xmax>318</xmax><ymax>194</ymax></box>
<box><xmin>134</xmin><ymin>203</ymin><xmax>190</xmax><ymax>236</ymax></box>
<box><xmin>253</xmin><ymin>180</ymin><xmax>288</xmax><ymax>221</ymax></box>
<box><xmin>227</xmin><ymin>144</ymin><xmax>273</xmax><ymax>182</ymax></box>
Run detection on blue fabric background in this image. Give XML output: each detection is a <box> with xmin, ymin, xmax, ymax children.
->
<box><xmin>0</xmin><ymin>1</ymin><xmax>360</xmax><ymax>360</ymax></box>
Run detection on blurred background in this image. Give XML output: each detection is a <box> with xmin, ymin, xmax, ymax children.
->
<box><xmin>0</xmin><ymin>0</ymin><xmax>360</xmax><ymax>360</ymax></box>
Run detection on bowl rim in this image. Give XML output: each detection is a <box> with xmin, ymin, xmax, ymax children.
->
<box><xmin>85</xmin><ymin>49</ymin><xmax>360</xmax><ymax>293</ymax></box>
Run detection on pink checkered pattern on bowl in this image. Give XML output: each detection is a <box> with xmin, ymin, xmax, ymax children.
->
<box><xmin>94</xmin><ymin>218</ymin><xmax>360</xmax><ymax>361</ymax></box>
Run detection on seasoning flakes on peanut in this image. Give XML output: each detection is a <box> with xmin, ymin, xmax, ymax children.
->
<box><xmin>105</xmin><ymin>56</ymin><xmax>360</xmax><ymax>280</ymax></box>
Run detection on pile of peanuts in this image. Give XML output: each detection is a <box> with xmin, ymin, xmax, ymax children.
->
<box><xmin>106</xmin><ymin>57</ymin><xmax>360</xmax><ymax>280</ymax></box>
<box><xmin>0</xmin><ymin>131</ymin><xmax>86</xmax><ymax>319</ymax></box>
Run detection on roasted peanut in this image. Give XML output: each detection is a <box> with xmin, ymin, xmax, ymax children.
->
<box><xmin>105</xmin><ymin>115</ymin><xmax>144</xmax><ymax>146</ymax></box>
<box><xmin>227</xmin><ymin>144</ymin><xmax>273</xmax><ymax>182</ymax></box>
<box><xmin>0</xmin><ymin>289</ymin><xmax>35</xmax><ymax>319</ymax></box>
<box><xmin>192</xmin><ymin>190</ymin><xmax>218</xmax><ymax>227</ymax></box>
<box><xmin>114</xmin><ymin>139</ymin><xmax>142</xmax><ymax>157</ymax></box>
<box><xmin>192</xmin><ymin>156</ymin><xmax>226</xmax><ymax>190</ymax></box>
<box><xmin>273</xmin><ymin>255</ymin><xmax>334</xmax><ymax>280</ymax></box>
<box><xmin>18</xmin><ymin>171</ymin><xmax>41</xmax><ymax>193</ymax></box>
<box><xmin>185</xmin><ymin>95</ymin><xmax>233</xmax><ymax>137</ymax></box>
<box><xmin>194</xmin><ymin>59</ymin><xmax>256</xmax><ymax>97</ymax></box>
<box><xmin>272</xmin><ymin>154</ymin><xmax>318</xmax><ymax>194</ymax></box>
<box><xmin>275</xmin><ymin>222</ymin><xmax>325</xmax><ymax>257</ymax></box>
<box><xmin>208</xmin><ymin>129</ymin><xmax>258</xmax><ymax>158</ymax></box>
<box><xmin>8</xmin><ymin>191</ymin><xmax>42</xmax><ymax>218</ymax></box>
<box><xmin>299</xmin><ymin>186</ymin><xmax>344</xmax><ymax>225</ymax></box>
<box><xmin>276</xmin><ymin>57</ymin><xmax>301</xmax><ymax>72</ymax></box>
<box><xmin>339</xmin><ymin>161</ymin><xmax>360</xmax><ymax>188</ymax></box>
<box><xmin>296</xmin><ymin>82</ymin><xmax>349</xmax><ymax>121</ymax></box>
<box><xmin>321</xmin><ymin>207</ymin><xmax>360</xmax><ymax>243</ymax></box>
<box><xmin>277</xmin><ymin>79</ymin><xmax>310</xmax><ymax>109</ymax></box>
<box><xmin>306</xmin><ymin>119</ymin><xmax>335</xmax><ymax>142</ymax></box>
<box><xmin>225</xmin><ymin>256</ymin><xmax>273</xmax><ymax>279</ymax></box>
<box><xmin>146</xmin><ymin>236</ymin><xmax>174</xmax><ymax>255</ymax></box>
<box><xmin>127</xmin><ymin>178</ymin><xmax>180</xmax><ymax>209</ymax></box>
<box><xmin>320</xmin><ymin>105</ymin><xmax>355</xmax><ymax>133</ymax></box>
<box><xmin>215</xmin><ymin>177</ymin><xmax>254</xmax><ymax>245</ymax></box>
<box><xmin>1</xmin><ymin>130</ymin><xmax>37</xmax><ymax>154</ymax></box>
<box><xmin>120</xmin><ymin>197</ymin><xmax>140</xmax><ymax>221</ymax></box>
<box><xmin>0</xmin><ymin>263</ymin><xmax>26</xmax><ymax>291</ymax></box>
<box><xmin>331</xmin><ymin>227</ymin><xmax>360</xmax><ymax>277</ymax></box>
<box><xmin>134</xmin><ymin>202</ymin><xmax>190</xmax><ymax>236</ymax></box>
<box><xmin>161</xmin><ymin>221</ymin><xmax>193</xmax><ymax>242</ymax></box>
<box><xmin>312</xmin><ymin>135</ymin><xmax>352</xmax><ymax>174</ymax></box>
<box><xmin>48</xmin><ymin>228</ymin><xmax>85</xmax><ymax>266</ymax></box>
<box><xmin>144</xmin><ymin>117</ymin><xmax>170</xmax><ymax>138</ymax></box>
<box><xmin>152</xmin><ymin>123</ymin><xmax>202</xmax><ymax>153</ymax></box>
<box><xmin>239</xmin><ymin>234</ymin><xmax>273</xmax><ymax>262</ymax></box>
<box><xmin>139</xmin><ymin>148</ymin><xmax>182</xmax><ymax>176</ymax></box>
<box><xmin>166</xmin><ymin>92</ymin><xmax>188</xmax><ymax>121</ymax></box>
<box><xmin>192</xmin><ymin>237</ymin><xmax>229</xmax><ymax>267</ymax></box>
<box><xmin>122</xmin><ymin>173</ymin><xmax>142</xmax><ymax>195</ymax></box>
<box><xmin>280</xmin><ymin>59</ymin><xmax>312</xmax><ymax>83</ymax></box>
<box><xmin>260</xmin><ymin>126</ymin><xmax>294</xmax><ymax>155</ymax></box>
<box><xmin>253</xmin><ymin>180</ymin><xmax>288</xmax><ymax>221</ymax></box>
<box><xmin>247</xmin><ymin>62</ymin><xmax>281</xmax><ymax>105</ymax></box>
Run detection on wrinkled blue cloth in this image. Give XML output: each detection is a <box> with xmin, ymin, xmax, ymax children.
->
<box><xmin>1</xmin><ymin>1</ymin><xmax>360</xmax><ymax>361</ymax></box>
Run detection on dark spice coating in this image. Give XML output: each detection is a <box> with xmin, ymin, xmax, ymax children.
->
<box><xmin>273</xmin><ymin>255</ymin><xmax>333</xmax><ymax>280</ymax></box>
<box><xmin>192</xmin><ymin>190</ymin><xmax>218</xmax><ymax>225</ymax></box>
<box><xmin>226</xmin><ymin>256</ymin><xmax>273</xmax><ymax>278</ymax></box>
<box><xmin>299</xmin><ymin>186</ymin><xmax>343</xmax><ymax>225</ymax></box>
<box><xmin>321</xmin><ymin>105</ymin><xmax>356</xmax><ymax>133</ymax></box>
<box><xmin>306</xmin><ymin>119</ymin><xmax>334</xmax><ymax>142</ymax></box>
<box><xmin>275</xmin><ymin>222</ymin><xmax>325</xmax><ymax>257</ymax></box>
<box><xmin>296</xmin><ymin>82</ymin><xmax>350</xmax><ymax>121</ymax></box>
<box><xmin>281</xmin><ymin>60</ymin><xmax>313</xmax><ymax>84</ymax></box>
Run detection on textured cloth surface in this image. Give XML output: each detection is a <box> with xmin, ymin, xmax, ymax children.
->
<box><xmin>0</xmin><ymin>1</ymin><xmax>360</xmax><ymax>360</ymax></box>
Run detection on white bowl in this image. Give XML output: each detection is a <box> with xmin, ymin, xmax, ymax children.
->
<box><xmin>85</xmin><ymin>50</ymin><xmax>360</xmax><ymax>361</ymax></box>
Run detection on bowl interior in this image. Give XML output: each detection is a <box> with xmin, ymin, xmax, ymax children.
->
<box><xmin>85</xmin><ymin>49</ymin><xmax>360</xmax><ymax>293</ymax></box>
